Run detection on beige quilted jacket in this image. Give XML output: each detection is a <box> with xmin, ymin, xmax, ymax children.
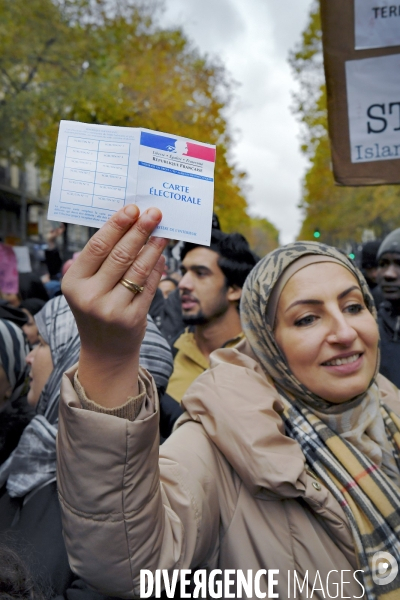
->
<box><xmin>56</xmin><ymin>339</ymin><xmax>400</xmax><ymax>599</ymax></box>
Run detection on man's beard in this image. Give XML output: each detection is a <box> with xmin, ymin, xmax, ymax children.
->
<box><xmin>182</xmin><ymin>311</ymin><xmax>209</xmax><ymax>326</ymax></box>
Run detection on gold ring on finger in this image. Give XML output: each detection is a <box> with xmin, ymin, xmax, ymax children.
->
<box><xmin>119</xmin><ymin>278</ymin><xmax>144</xmax><ymax>295</ymax></box>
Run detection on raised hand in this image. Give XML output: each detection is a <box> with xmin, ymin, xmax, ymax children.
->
<box><xmin>62</xmin><ymin>205</ymin><xmax>167</xmax><ymax>406</ymax></box>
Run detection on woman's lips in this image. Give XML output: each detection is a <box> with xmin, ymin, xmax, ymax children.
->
<box><xmin>321</xmin><ymin>353</ymin><xmax>363</xmax><ymax>375</ymax></box>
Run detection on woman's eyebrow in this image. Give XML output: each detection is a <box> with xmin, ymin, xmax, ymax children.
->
<box><xmin>285</xmin><ymin>285</ymin><xmax>361</xmax><ymax>313</ymax></box>
<box><xmin>285</xmin><ymin>298</ymin><xmax>322</xmax><ymax>312</ymax></box>
<box><xmin>337</xmin><ymin>285</ymin><xmax>360</xmax><ymax>300</ymax></box>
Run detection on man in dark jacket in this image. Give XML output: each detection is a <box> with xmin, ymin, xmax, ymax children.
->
<box><xmin>376</xmin><ymin>229</ymin><xmax>400</xmax><ymax>387</ymax></box>
<box><xmin>360</xmin><ymin>239</ymin><xmax>383</xmax><ymax>307</ymax></box>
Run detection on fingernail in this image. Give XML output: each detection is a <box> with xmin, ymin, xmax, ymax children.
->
<box><xmin>124</xmin><ymin>204</ymin><xmax>139</xmax><ymax>218</ymax></box>
<box><xmin>147</xmin><ymin>207</ymin><xmax>162</xmax><ymax>221</ymax></box>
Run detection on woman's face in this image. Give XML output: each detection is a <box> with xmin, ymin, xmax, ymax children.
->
<box><xmin>0</xmin><ymin>365</ymin><xmax>11</xmax><ymax>410</ymax></box>
<box><xmin>26</xmin><ymin>335</ymin><xmax>53</xmax><ymax>407</ymax></box>
<box><xmin>274</xmin><ymin>262</ymin><xmax>379</xmax><ymax>403</ymax></box>
<box><xmin>2</xmin><ymin>293</ymin><xmax>20</xmax><ymax>307</ymax></box>
<box><xmin>21</xmin><ymin>309</ymin><xmax>40</xmax><ymax>346</ymax></box>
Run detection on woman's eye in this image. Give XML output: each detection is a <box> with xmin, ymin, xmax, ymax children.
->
<box><xmin>294</xmin><ymin>314</ymin><xmax>316</xmax><ymax>327</ymax></box>
<box><xmin>345</xmin><ymin>303</ymin><xmax>364</xmax><ymax>314</ymax></box>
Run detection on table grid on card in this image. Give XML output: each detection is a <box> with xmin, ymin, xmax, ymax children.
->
<box><xmin>60</xmin><ymin>136</ymin><xmax>131</xmax><ymax>211</ymax></box>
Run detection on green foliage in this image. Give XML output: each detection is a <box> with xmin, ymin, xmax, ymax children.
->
<box><xmin>0</xmin><ymin>0</ymin><xmax>254</xmax><ymax>232</ymax></box>
<box><xmin>288</xmin><ymin>1</ymin><xmax>324</xmax><ymax>157</ymax></box>
<box><xmin>289</xmin><ymin>0</ymin><xmax>400</xmax><ymax>245</ymax></box>
<box><xmin>240</xmin><ymin>216</ymin><xmax>280</xmax><ymax>258</ymax></box>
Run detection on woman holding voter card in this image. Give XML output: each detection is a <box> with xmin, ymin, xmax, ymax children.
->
<box><xmin>57</xmin><ymin>205</ymin><xmax>400</xmax><ymax>600</ymax></box>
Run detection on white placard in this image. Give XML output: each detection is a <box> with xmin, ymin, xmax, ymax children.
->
<box><xmin>13</xmin><ymin>246</ymin><xmax>32</xmax><ymax>273</ymax></box>
<box><xmin>345</xmin><ymin>54</ymin><xmax>400</xmax><ymax>163</ymax></box>
<box><xmin>355</xmin><ymin>0</ymin><xmax>400</xmax><ymax>49</ymax></box>
<box><xmin>48</xmin><ymin>121</ymin><xmax>216</xmax><ymax>246</ymax></box>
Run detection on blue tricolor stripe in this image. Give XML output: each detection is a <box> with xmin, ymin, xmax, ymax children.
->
<box><xmin>140</xmin><ymin>132</ymin><xmax>176</xmax><ymax>152</ymax></box>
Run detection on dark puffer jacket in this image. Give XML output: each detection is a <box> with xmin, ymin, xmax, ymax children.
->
<box><xmin>378</xmin><ymin>301</ymin><xmax>400</xmax><ymax>388</ymax></box>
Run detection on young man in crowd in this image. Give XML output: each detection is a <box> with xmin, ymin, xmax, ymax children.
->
<box><xmin>376</xmin><ymin>228</ymin><xmax>400</xmax><ymax>387</ymax></box>
<box><xmin>165</xmin><ymin>230</ymin><xmax>258</xmax><ymax>403</ymax></box>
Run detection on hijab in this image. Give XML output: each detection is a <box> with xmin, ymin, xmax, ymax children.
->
<box><xmin>0</xmin><ymin>296</ymin><xmax>173</xmax><ymax>498</ymax></box>
<box><xmin>241</xmin><ymin>242</ymin><xmax>400</xmax><ymax>599</ymax></box>
<box><xmin>240</xmin><ymin>241</ymin><xmax>377</xmax><ymax>410</ymax></box>
<box><xmin>240</xmin><ymin>242</ymin><xmax>398</xmax><ymax>471</ymax></box>
<box><xmin>0</xmin><ymin>318</ymin><xmax>29</xmax><ymax>405</ymax></box>
<box><xmin>0</xmin><ymin>296</ymin><xmax>79</xmax><ymax>497</ymax></box>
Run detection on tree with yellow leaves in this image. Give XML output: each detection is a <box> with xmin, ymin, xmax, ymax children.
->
<box><xmin>289</xmin><ymin>0</ymin><xmax>400</xmax><ymax>245</ymax></box>
<box><xmin>0</xmin><ymin>0</ymin><xmax>254</xmax><ymax>233</ymax></box>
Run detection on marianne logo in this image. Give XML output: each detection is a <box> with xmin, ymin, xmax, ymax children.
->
<box><xmin>140</xmin><ymin>131</ymin><xmax>216</xmax><ymax>162</ymax></box>
<box><xmin>372</xmin><ymin>551</ymin><xmax>398</xmax><ymax>586</ymax></box>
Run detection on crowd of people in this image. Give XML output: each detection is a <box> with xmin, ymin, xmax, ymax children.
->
<box><xmin>0</xmin><ymin>205</ymin><xmax>400</xmax><ymax>599</ymax></box>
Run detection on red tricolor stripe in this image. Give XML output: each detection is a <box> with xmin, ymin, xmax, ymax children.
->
<box><xmin>184</xmin><ymin>142</ymin><xmax>216</xmax><ymax>162</ymax></box>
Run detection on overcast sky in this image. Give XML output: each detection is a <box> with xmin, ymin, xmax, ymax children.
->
<box><xmin>163</xmin><ymin>0</ymin><xmax>314</xmax><ymax>243</ymax></box>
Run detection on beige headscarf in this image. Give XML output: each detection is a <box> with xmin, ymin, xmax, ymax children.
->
<box><xmin>240</xmin><ymin>241</ymin><xmax>399</xmax><ymax>479</ymax></box>
<box><xmin>241</xmin><ymin>242</ymin><xmax>400</xmax><ymax>598</ymax></box>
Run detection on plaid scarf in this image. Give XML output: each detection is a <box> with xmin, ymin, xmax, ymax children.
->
<box><xmin>240</xmin><ymin>242</ymin><xmax>400</xmax><ymax>599</ymax></box>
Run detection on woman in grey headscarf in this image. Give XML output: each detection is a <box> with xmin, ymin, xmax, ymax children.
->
<box><xmin>0</xmin><ymin>296</ymin><xmax>86</xmax><ymax>598</ymax></box>
<box><xmin>0</xmin><ymin>292</ymin><xmax>173</xmax><ymax>598</ymax></box>
<box><xmin>0</xmin><ymin>296</ymin><xmax>80</xmax><ymax>497</ymax></box>
<box><xmin>0</xmin><ymin>318</ymin><xmax>29</xmax><ymax>411</ymax></box>
<box><xmin>0</xmin><ymin>318</ymin><xmax>32</xmax><ymax>466</ymax></box>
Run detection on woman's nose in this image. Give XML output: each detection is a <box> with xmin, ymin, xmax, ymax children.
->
<box><xmin>25</xmin><ymin>348</ymin><xmax>35</xmax><ymax>365</ymax></box>
<box><xmin>326</xmin><ymin>313</ymin><xmax>357</xmax><ymax>345</ymax></box>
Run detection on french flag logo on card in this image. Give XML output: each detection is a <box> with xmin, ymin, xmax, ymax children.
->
<box><xmin>140</xmin><ymin>132</ymin><xmax>216</xmax><ymax>163</ymax></box>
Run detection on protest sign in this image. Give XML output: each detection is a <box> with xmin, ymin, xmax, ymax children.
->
<box><xmin>320</xmin><ymin>0</ymin><xmax>400</xmax><ymax>184</ymax></box>
<box><xmin>13</xmin><ymin>246</ymin><xmax>32</xmax><ymax>273</ymax></box>
<box><xmin>355</xmin><ymin>0</ymin><xmax>400</xmax><ymax>50</ymax></box>
<box><xmin>0</xmin><ymin>244</ymin><xmax>18</xmax><ymax>294</ymax></box>
<box><xmin>48</xmin><ymin>121</ymin><xmax>216</xmax><ymax>245</ymax></box>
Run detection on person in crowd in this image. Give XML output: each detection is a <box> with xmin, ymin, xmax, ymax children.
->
<box><xmin>44</xmin><ymin>224</ymin><xmax>65</xmax><ymax>284</ymax></box>
<box><xmin>2</xmin><ymin>273</ymin><xmax>49</xmax><ymax>309</ymax></box>
<box><xmin>156</xmin><ymin>285</ymin><xmax>184</xmax><ymax>344</ymax></box>
<box><xmin>360</xmin><ymin>240</ymin><xmax>380</xmax><ymax>290</ymax></box>
<box><xmin>0</xmin><ymin>319</ymin><xmax>29</xmax><ymax>413</ymax></box>
<box><xmin>19</xmin><ymin>273</ymin><xmax>49</xmax><ymax>304</ymax></box>
<box><xmin>20</xmin><ymin>298</ymin><xmax>47</xmax><ymax>347</ymax></box>
<box><xmin>0</xmin><ymin>289</ymin><xmax>174</xmax><ymax>599</ymax></box>
<box><xmin>376</xmin><ymin>228</ymin><xmax>400</xmax><ymax>388</ymax></box>
<box><xmin>148</xmin><ymin>286</ymin><xmax>167</xmax><ymax>331</ymax></box>
<box><xmin>0</xmin><ymin>544</ymin><xmax>46</xmax><ymax>600</ymax></box>
<box><xmin>165</xmin><ymin>230</ymin><xmax>258</xmax><ymax>403</ymax></box>
<box><xmin>0</xmin><ymin>300</ymin><xmax>28</xmax><ymax>328</ymax></box>
<box><xmin>56</xmin><ymin>207</ymin><xmax>400</xmax><ymax>599</ymax></box>
<box><xmin>158</xmin><ymin>276</ymin><xmax>178</xmax><ymax>299</ymax></box>
<box><xmin>61</xmin><ymin>252</ymin><xmax>81</xmax><ymax>279</ymax></box>
<box><xmin>0</xmin><ymin>296</ymin><xmax>87</xmax><ymax>598</ymax></box>
<box><xmin>0</xmin><ymin>319</ymin><xmax>33</xmax><ymax>465</ymax></box>
<box><xmin>360</xmin><ymin>240</ymin><xmax>383</xmax><ymax>307</ymax></box>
